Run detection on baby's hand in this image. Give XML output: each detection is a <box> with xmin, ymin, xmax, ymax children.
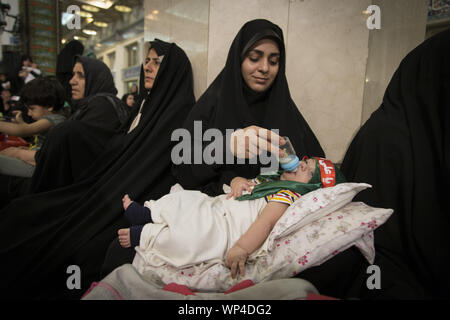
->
<box><xmin>225</xmin><ymin>244</ymin><xmax>248</xmax><ymax>279</ymax></box>
<box><xmin>227</xmin><ymin>177</ymin><xmax>255</xmax><ymax>199</ymax></box>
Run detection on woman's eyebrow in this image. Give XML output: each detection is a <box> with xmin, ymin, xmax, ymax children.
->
<box><xmin>248</xmin><ymin>49</ymin><xmax>263</xmax><ymax>55</ymax></box>
<box><xmin>249</xmin><ymin>49</ymin><xmax>280</xmax><ymax>57</ymax></box>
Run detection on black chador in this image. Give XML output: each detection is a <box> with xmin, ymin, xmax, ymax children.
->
<box><xmin>0</xmin><ymin>40</ymin><xmax>195</xmax><ymax>299</ymax></box>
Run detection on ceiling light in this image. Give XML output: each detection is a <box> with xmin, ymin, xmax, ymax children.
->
<box><xmin>114</xmin><ymin>5</ymin><xmax>132</xmax><ymax>13</ymax></box>
<box><xmin>82</xmin><ymin>29</ymin><xmax>97</xmax><ymax>35</ymax></box>
<box><xmin>79</xmin><ymin>1</ymin><xmax>114</xmax><ymax>10</ymax></box>
<box><xmin>86</xmin><ymin>17</ymin><xmax>94</xmax><ymax>24</ymax></box>
<box><xmin>61</xmin><ymin>39</ymin><xmax>66</xmax><ymax>44</ymax></box>
<box><xmin>74</xmin><ymin>36</ymin><xmax>87</xmax><ymax>41</ymax></box>
<box><xmin>152</xmin><ymin>10</ymin><xmax>159</xmax><ymax>15</ymax></box>
<box><xmin>78</xmin><ymin>11</ymin><xmax>93</xmax><ymax>18</ymax></box>
<box><xmin>82</xmin><ymin>4</ymin><xmax>100</xmax><ymax>12</ymax></box>
<box><xmin>93</xmin><ymin>21</ymin><xmax>108</xmax><ymax>27</ymax></box>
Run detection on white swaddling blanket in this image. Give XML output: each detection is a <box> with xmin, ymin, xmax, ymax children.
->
<box><xmin>133</xmin><ymin>190</ymin><xmax>267</xmax><ymax>270</ymax></box>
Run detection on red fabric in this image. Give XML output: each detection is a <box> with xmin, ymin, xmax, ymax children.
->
<box><xmin>225</xmin><ymin>280</ymin><xmax>255</xmax><ymax>294</ymax></box>
<box><xmin>81</xmin><ymin>282</ymin><xmax>99</xmax><ymax>299</ymax></box>
<box><xmin>0</xmin><ymin>134</ymin><xmax>29</xmax><ymax>151</ymax></box>
<box><xmin>163</xmin><ymin>282</ymin><xmax>196</xmax><ymax>296</ymax></box>
<box><xmin>314</xmin><ymin>157</ymin><xmax>336</xmax><ymax>188</ymax></box>
<box><xmin>161</xmin><ymin>280</ymin><xmax>255</xmax><ymax>296</ymax></box>
<box><xmin>306</xmin><ymin>293</ymin><xmax>339</xmax><ymax>300</ymax></box>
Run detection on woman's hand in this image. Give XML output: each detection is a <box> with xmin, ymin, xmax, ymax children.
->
<box><xmin>227</xmin><ymin>176</ymin><xmax>255</xmax><ymax>199</ymax></box>
<box><xmin>230</xmin><ymin>125</ymin><xmax>285</xmax><ymax>159</ymax></box>
<box><xmin>225</xmin><ymin>244</ymin><xmax>248</xmax><ymax>279</ymax></box>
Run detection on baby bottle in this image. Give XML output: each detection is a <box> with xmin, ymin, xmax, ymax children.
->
<box><xmin>279</xmin><ymin>136</ymin><xmax>299</xmax><ymax>172</ymax></box>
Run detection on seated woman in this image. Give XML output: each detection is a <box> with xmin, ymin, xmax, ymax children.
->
<box><xmin>121</xmin><ymin>93</ymin><xmax>135</xmax><ymax>108</ymax></box>
<box><xmin>172</xmin><ymin>19</ymin><xmax>324</xmax><ymax>198</ymax></box>
<box><xmin>0</xmin><ymin>88</ymin><xmax>13</xmax><ymax>117</ymax></box>
<box><xmin>300</xmin><ymin>29</ymin><xmax>450</xmax><ymax>299</ymax></box>
<box><xmin>0</xmin><ymin>77</ymin><xmax>67</xmax><ymax>177</ymax></box>
<box><xmin>0</xmin><ymin>39</ymin><xmax>195</xmax><ymax>300</ymax></box>
<box><xmin>0</xmin><ymin>56</ymin><xmax>129</xmax><ymax>203</ymax></box>
<box><xmin>28</xmin><ymin>56</ymin><xmax>130</xmax><ymax>193</ymax></box>
<box><xmin>118</xmin><ymin>156</ymin><xmax>344</xmax><ymax>280</ymax></box>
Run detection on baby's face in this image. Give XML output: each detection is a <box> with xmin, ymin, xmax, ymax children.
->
<box><xmin>280</xmin><ymin>158</ymin><xmax>316</xmax><ymax>183</ymax></box>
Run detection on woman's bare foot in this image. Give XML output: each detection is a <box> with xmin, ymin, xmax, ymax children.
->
<box><xmin>118</xmin><ymin>228</ymin><xmax>131</xmax><ymax>248</ymax></box>
<box><xmin>122</xmin><ymin>194</ymin><xmax>133</xmax><ymax>211</ymax></box>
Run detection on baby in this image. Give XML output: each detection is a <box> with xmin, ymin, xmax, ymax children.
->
<box><xmin>118</xmin><ymin>156</ymin><xmax>345</xmax><ymax>279</ymax></box>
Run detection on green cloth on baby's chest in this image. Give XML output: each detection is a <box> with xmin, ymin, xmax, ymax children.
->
<box><xmin>236</xmin><ymin>172</ymin><xmax>322</xmax><ymax>201</ymax></box>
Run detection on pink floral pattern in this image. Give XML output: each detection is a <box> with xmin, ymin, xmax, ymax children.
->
<box><xmin>297</xmin><ymin>256</ymin><xmax>308</xmax><ymax>266</ymax></box>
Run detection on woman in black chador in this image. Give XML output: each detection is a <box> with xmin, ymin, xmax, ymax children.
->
<box><xmin>173</xmin><ymin>19</ymin><xmax>324</xmax><ymax>197</ymax></box>
<box><xmin>30</xmin><ymin>55</ymin><xmax>130</xmax><ymax>193</ymax></box>
<box><xmin>0</xmin><ymin>39</ymin><xmax>195</xmax><ymax>299</ymax></box>
<box><xmin>0</xmin><ymin>56</ymin><xmax>129</xmax><ymax>205</ymax></box>
<box><xmin>299</xmin><ymin>29</ymin><xmax>450</xmax><ymax>300</ymax></box>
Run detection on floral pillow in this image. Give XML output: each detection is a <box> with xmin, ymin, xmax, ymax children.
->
<box><xmin>271</xmin><ymin>183</ymin><xmax>372</xmax><ymax>239</ymax></box>
<box><xmin>255</xmin><ymin>201</ymin><xmax>393</xmax><ymax>283</ymax></box>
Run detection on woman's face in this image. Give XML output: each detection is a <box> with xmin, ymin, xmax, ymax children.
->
<box><xmin>143</xmin><ymin>48</ymin><xmax>161</xmax><ymax>89</ymax></box>
<box><xmin>69</xmin><ymin>62</ymin><xmax>85</xmax><ymax>100</ymax></box>
<box><xmin>241</xmin><ymin>38</ymin><xmax>280</xmax><ymax>93</ymax></box>
<box><xmin>126</xmin><ymin>94</ymin><xmax>135</xmax><ymax>107</ymax></box>
<box><xmin>1</xmin><ymin>89</ymin><xmax>11</xmax><ymax>102</ymax></box>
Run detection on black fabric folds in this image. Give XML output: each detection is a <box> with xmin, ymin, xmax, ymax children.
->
<box><xmin>0</xmin><ymin>40</ymin><xmax>195</xmax><ymax>299</ymax></box>
<box><xmin>172</xmin><ymin>19</ymin><xmax>324</xmax><ymax>196</ymax></box>
<box><xmin>30</xmin><ymin>56</ymin><xmax>129</xmax><ymax>193</ymax></box>
<box><xmin>341</xmin><ymin>29</ymin><xmax>450</xmax><ymax>299</ymax></box>
<box><xmin>300</xmin><ymin>29</ymin><xmax>450</xmax><ymax>299</ymax></box>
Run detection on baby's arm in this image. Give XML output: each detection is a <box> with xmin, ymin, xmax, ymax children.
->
<box><xmin>225</xmin><ymin>201</ymin><xmax>288</xmax><ymax>278</ymax></box>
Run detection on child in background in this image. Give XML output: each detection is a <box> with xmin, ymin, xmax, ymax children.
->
<box><xmin>0</xmin><ymin>77</ymin><xmax>66</xmax><ymax>177</ymax></box>
<box><xmin>118</xmin><ymin>156</ymin><xmax>345</xmax><ymax>279</ymax></box>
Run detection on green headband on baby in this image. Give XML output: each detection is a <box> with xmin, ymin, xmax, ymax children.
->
<box><xmin>304</xmin><ymin>156</ymin><xmax>346</xmax><ymax>187</ymax></box>
<box><xmin>236</xmin><ymin>156</ymin><xmax>346</xmax><ymax>201</ymax></box>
